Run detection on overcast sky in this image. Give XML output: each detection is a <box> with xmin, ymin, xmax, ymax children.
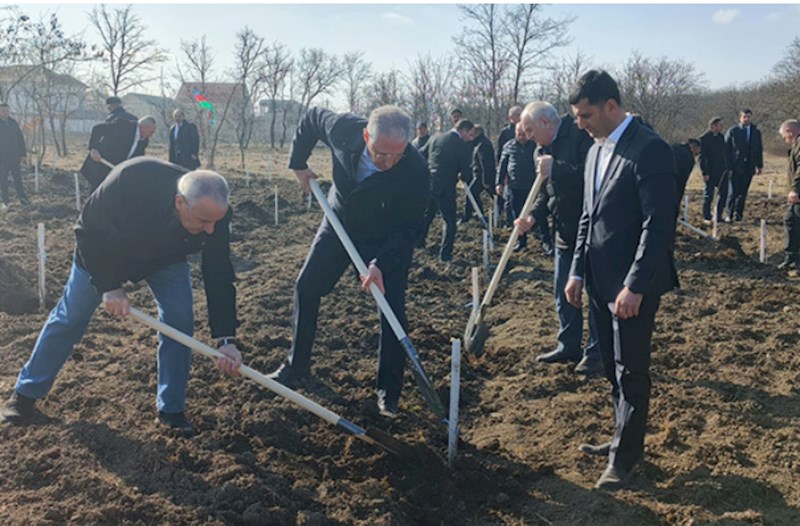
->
<box><xmin>17</xmin><ymin>3</ymin><xmax>800</xmax><ymax>108</ymax></box>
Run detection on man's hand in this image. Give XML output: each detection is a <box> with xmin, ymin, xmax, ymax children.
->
<box><xmin>514</xmin><ymin>214</ymin><xmax>535</xmax><ymax>233</ymax></box>
<box><xmin>789</xmin><ymin>191</ymin><xmax>800</xmax><ymax>205</ymax></box>
<box><xmin>102</xmin><ymin>288</ymin><xmax>130</xmax><ymax>317</ymax></box>
<box><xmin>294</xmin><ymin>168</ymin><xmax>318</xmax><ymax>193</ymax></box>
<box><xmin>756</xmin><ymin>167</ymin><xmax>763</xmax><ymax>176</ymax></box>
<box><xmin>496</xmin><ymin>184</ymin><xmax>504</xmax><ymax>196</ymax></box>
<box><xmin>565</xmin><ymin>278</ymin><xmax>583</xmax><ymax>308</ymax></box>
<box><xmin>537</xmin><ymin>154</ymin><xmax>553</xmax><ymax>178</ymax></box>
<box><xmin>216</xmin><ymin>344</ymin><xmax>242</xmax><ymax>377</ymax></box>
<box><xmin>90</xmin><ymin>149</ymin><xmax>101</xmax><ymax>162</ymax></box>
<box><xmin>614</xmin><ymin>286</ymin><xmax>643</xmax><ymax>320</ymax></box>
<box><xmin>360</xmin><ymin>261</ymin><xmax>385</xmax><ymax>295</ymax></box>
<box><xmin>703</xmin><ymin>175</ymin><xmax>709</xmax><ymax>182</ymax></box>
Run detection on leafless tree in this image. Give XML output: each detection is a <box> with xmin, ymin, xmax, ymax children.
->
<box><xmin>295</xmin><ymin>47</ymin><xmax>344</xmax><ymax>111</ymax></box>
<box><xmin>543</xmin><ymin>50</ymin><xmax>591</xmax><ymax>114</ymax></box>
<box><xmin>363</xmin><ymin>69</ymin><xmax>405</xmax><ymax>114</ymax></box>
<box><xmin>262</xmin><ymin>41</ymin><xmax>293</xmax><ymax>149</ymax></box>
<box><xmin>342</xmin><ymin>51</ymin><xmax>371</xmax><ymax>114</ymax></box>
<box><xmin>229</xmin><ymin>27</ymin><xmax>266</xmax><ymax>169</ymax></box>
<box><xmin>89</xmin><ymin>4</ymin><xmax>167</xmax><ymax>95</ymax></box>
<box><xmin>407</xmin><ymin>54</ymin><xmax>459</xmax><ymax>132</ymax></box>
<box><xmin>178</xmin><ymin>35</ymin><xmax>214</xmax><ymax>151</ymax></box>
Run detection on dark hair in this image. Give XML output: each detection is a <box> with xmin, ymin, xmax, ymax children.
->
<box><xmin>687</xmin><ymin>138</ymin><xmax>701</xmax><ymax>148</ymax></box>
<box><xmin>416</xmin><ymin>121</ymin><xmax>427</xmax><ymax>129</ymax></box>
<box><xmin>568</xmin><ymin>70</ymin><xmax>621</xmax><ymax>106</ymax></box>
<box><xmin>450</xmin><ymin>107</ymin><xmax>463</xmax><ymax>116</ymax></box>
<box><xmin>741</xmin><ymin>108</ymin><xmax>752</xmax><ymax>115</ymax></box>
<box><xmin>708</xmin><ymin>116</ymin><xmax>722</xmax><ymax>127</ymax></box>
<box><xmin>455</xmin><ymin>119</ymin><xmax>474</xmax><ymax>132</ymax></box>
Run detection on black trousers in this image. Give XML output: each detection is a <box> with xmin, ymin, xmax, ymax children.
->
<box><xmin>784</xmin><ymin>203</ymin><xmax>800</xmax><ymax>255</ymax></box>
<box><xmin>508</xmin><ymin>185</ymin><xmax>532</xmax><ymax>246</ymax></box>
<box><xmin>590</xmin><ymin>291</ymin><xmax>661</xmax><ymax>472</ymax></box>
<box><xmin>729</xmin><ymin>167</ymin><xmax>755</xmax><ymax>220</ymax></box>
<box><xmin>289</xmin><ymin>218</ymin><xmax>410</xmax><ymax>402</ymax></box>
<box><xmin>0</xmin><ymin>158</ymin><xmax>27</xmax><ymax>204</ymax></box>
<box><xmin>422</xmin><ymin>182</ymin><xmax>457</xmax><ymax>261</ymax></box>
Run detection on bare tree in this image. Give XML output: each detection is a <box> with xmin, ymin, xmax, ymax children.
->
<box><xmin>230</xmin><ymin>27</ymin><xmax>266</xmax><ymax>169</ymax></box>
<box><xmin>262</xmin><ymin>41</ymin><xmax>293</xmax><ymax>149</ymax></box>
<box><xmin>295</xmin><ymin>47</ymin><xmax>344</xmax><ymax>111</ymax></box>
<box><xmin>342</xmin><ymin>51</ymin><xmax>371</xmax><ymax>114</ymax></box>
<box><xmin>770</xmin><ymin>37</ymin><xmax>800</xmax><ymax>121</ymax></box>
<box><xmin>407</xmin><ymin>54</ymin><xmax>459</xmax><ymax>131</ymax></box>
<box><xmin>89</xmin><ymin>4</ymin><xmax>167</xmax><ymax>95</ymax></box>
<box><xmin>543</xmin><ymin>49</ymin><xmax>591</xmax><ymax>114</ymax></box>
<box><xmin>363</xmin><ymin>69</ymin><xmax>405</xmax><ymax>114</ymax></box>
<box><xmin>178</xmin><ymin>35</ymin><xmax>214</xmax><ymax>152</ymax></box>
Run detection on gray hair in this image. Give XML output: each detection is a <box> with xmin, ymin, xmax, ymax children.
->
<box><xmin>508</xmin><ymin>105</ymin><xmax>523</xmax><ymax>118</ymax></box>
<box><xmin>366</xmin><ymin>105</ymin><xmax>413</xmax><ymax>144</ymax></box>
<box><xmin>177</xmin><ymin>170</ymin><xmax>230</xmax><ymax>207</ymax></box>
<box><xmin>779</xmin><ymin>119</ymin><xmax>800</xmax><ymax>133</ymax></box>
<box><xmin>522</xmin><ymin>101</ymin><xmax>561</xmax><ymax>128</ymax></box>
<box><xmin>138</xmin><ymin>115</ymin><xmax>157</xmax><ymax>127</ymax></box>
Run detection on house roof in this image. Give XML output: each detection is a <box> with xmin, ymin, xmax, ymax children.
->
<box><xmin>0</xmin><ymin>65</ymin><xmax>87</xmax><ymax>90</ymax></box>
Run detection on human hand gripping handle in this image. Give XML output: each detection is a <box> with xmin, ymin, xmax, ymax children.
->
<box><xmin>294</xmin><ymin>168</ymin><xmax>318</xmax><ymax>193</ymax></box>
<box><xmin>103</xmin><ymin>288</ymin><xmax>130</xmax><ymax>317</ymax></box>
<box><xmin>360</xmin><ymin>260</ymin><xmax>385</xmax><ymax>294</ymax></box>
<box><xmin>216</xmin><ymin>343</ymin><xmax>242</xmax><ymax>377</ymax></box>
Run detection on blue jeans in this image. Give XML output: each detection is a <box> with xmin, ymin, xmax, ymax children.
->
<box><xmin>15</xmin><ymin>258</ymin><xmax>194</xmax><ymax>413</ymax></box>
<box><xmin>554</xmin><ymin>247</ymin><xmax>599</xmax><ymax>359</ymax></box>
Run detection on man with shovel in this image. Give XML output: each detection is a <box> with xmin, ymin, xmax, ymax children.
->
<box><xmin>267</xmin><ymin>105</ymin><xmax>429</xmax><ymax>419</ymax></box>
<box><xmin>1</xmin><ymin>158</ymin><xmax>242</xmax><ymax>436</ymax></box>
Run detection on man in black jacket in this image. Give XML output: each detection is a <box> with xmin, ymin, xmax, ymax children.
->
<box><xmin>517</xmin><ymin>101</ymin><xmax>601</xmax><ymax>376</ymax></box>
<box><xmin>460</xmin><ymin>124</ymin><xmax>493</xmax><ymax>224</ymax></box>
<box><xmin>267</xmin><ymin>106</ymin><xmax>430</xmax><ymax>418</ymax></box>
<box><xmin>496</xmin><ymin>105</ymin><xmax>523</xmax><ymax>227</ymax></box>
<box><xmin>698</xmin><ymin>117</ymin><xmax>726</xmax><ymax>222</ymax></box>
<box><xmin>411</xmin><ymin>121</ymin><xmax>430</xmax><ymax>155</ymax></box>
<box><xmin>497</xmin><ymin>122</ymin><xmax>538</xmax><ymax>252</ymax></box>
<box><xmin>420</xmin><ymin>119</ymin><xmax>474</xmax><ymax>262</ymax></box>
<box><xmin>105</xmin><ymin>96</ymin><xmax>138</xmax><ymax>123</ymax></box>
<box><xmin>81</xmin><ymin>116</ymin><xmax>156</xmax><ymax>191</ymax></box>
<box><xmin>671</xmin><ymin>138</ymin><xmax>701</xmax><ymax>211</ymax></box>
<box><xmin>169</xmin><ymin>109</ymin><xmax>201</xmax><ymax>170</ymax></box>
<box><xmin>0</xmin><ymin>103</ymin><xmax>29</xmax><ymax>209</ymax></box>
<box><xmin>1</xmin><ymin>159</ymin><xmax>242</xmax><ymax>435</ymax></box>
<box><xmin>778</xmin><ymin>119</ymin><xmax>800</xmax><ymax>270</ymax></box>
<box><xmin>725</xmin><ymin>109</ymin><xmax>763</xmax><ymax>221</ymax></box>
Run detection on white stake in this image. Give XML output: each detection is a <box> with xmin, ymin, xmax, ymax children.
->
<box><xmin>267</xmin><ymin>153</ymin><xmax>273</xmax><ymax>183</ymax></box>
<box><xmin>307</xmin><ymin>192</ymin><xmax>312</xmax><ymax>211</ymax></box>
<box><xmin>274</xmin><ymin>185</ymin><xmax>279</xmax><ymax>226</ymax></box>
<box><xmin>768</xmin><ymin>179</ymin><xmax>774</xmax><ymax>199</ymax></box>
<box><xmin>471</xmin><ymin>267</ymin><xmax>480</xmax><ymax>313</ymax></box>
<box><xmin>52</xmin><ymin>149</ymin><xmax>56</xmax><ymax>169</ymax></box>
<box><xmin>482</xmin><ymin>229</ymin><xmax>489</xmax><ymax>273</ymax></box>
<box><xmin>34</xmin><ymin>160</ymin><xmax>39</xmax><ymax>193</ymax></box>
<box><xmin>448</xmin><ymin>338</ymin><xmax>461</xmax><ymax>468</ymax></box>
<box><xmin>245</xmin><ymin>171</ymin><xmax>251</xmax><ymax>187</ymax></box>
<box><xmin>74</xmin><ymin>173</ymin><xmax>81</xmax><ymax>211</ymax></box>
<box><xmin>683</xmin><ymin>194</ymin><xmax>689</xmax><ymax>223</ymax></box>
<box><xmin>37</xmin><ymin>222</ymin><xmax>46</xmax><ymax>312</ymax></box>
<box><xmin>760</xmin><ymin>219</ymin><xmax>767</xmax><ymax>263</ymax></box>
<box><xmin>492</xmin><ymin>195</ymin><xmax>499</xmax><ymax>228</ymax></box>
<box><xmin>712</xmin><ymin>211</ymin><xmax>718</xmax><ymax>240</ymax></box>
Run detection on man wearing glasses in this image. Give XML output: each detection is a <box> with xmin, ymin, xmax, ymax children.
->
<box><xmin>268</xmin><ymin>105</ymin><xmax>430</xmax><ymax>419</ymax></box>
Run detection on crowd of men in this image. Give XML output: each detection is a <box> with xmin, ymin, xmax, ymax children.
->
<box><xmin>1</xmin><ymin>68</ymin><xmax>798</xmax><ymax>493</ymax></box>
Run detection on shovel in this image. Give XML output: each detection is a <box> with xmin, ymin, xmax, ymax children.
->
<box><xmin>464</xmin><ymin>170</ymin><xmax>547</xmax><ymax>356</ymax></box>
<box><xmin>464</xmin><ymin>178</ymin><xmax>490</xmax><ymax>231</ymax></box>
<box><xmin>129</xmin><ymin>307</ymin><xmax>414</xmax><ymax>458</ymax></box>
<box><xmin>308</xmin><ymin>179</ymin><xmax>446</xmax><ymax>421</ymax></box>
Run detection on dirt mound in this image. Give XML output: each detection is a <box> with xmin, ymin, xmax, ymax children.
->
<box><xmin>0</xmin><ymin>257</ymin><xmax>38</xmax><ymax>314</ymax></box>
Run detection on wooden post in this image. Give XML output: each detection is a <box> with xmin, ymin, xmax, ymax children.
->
<box><xmin>712</xmin><ymin>210</ymin><xmax>718</xmax><ymax>240</ymax></box>
<box><xmin>37</xmin><ymin>223</ymin><xmax>46</xmax><ymax>312</ymax></box>
<box><xmin>34</xmin><ymin>160</ymin><xmax>39</xmax><ymax>193</ymax></box>
<box><xmin>760</xmin><ymin>219</ymin><xmax>767</xmax><ymax>263</ymax></box>
<box><xmin>74</xmin><ymin>173</ymin><xmax>81</xmax><ymax>211</ymax></box>
<box><xmin>448</xmin><ymin>338</ymin><xmax>461</xmax><ymax>468</ymax></box>
<box><xmin>471</xmin><ymin>267</ymin><xmax>480</xmax><ymax>313</ymax></box>
<box><xmin>683</xmin><ymin>194</ymin><xmax>689</xmax><ymax>223</ymax></box>
<box><xmin>492</xmin><ymin>195</ymin><xmax>499</xmax><ymax>229</ymax></box>
<box><xmin>274</xmin><ymin>185</ymin><xmax>279</xmax><ymax>226</ymax></box>
<box><xmin>768</xmin><ymin>179</ymin><xmax>774</xmax><ymax>199</ymax></box>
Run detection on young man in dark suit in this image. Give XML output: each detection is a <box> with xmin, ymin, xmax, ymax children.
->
<box><xmin>724</xmin><ymin>109</ymin><xmax>763</xmax><ymax>221</ymax></box>
<box><xmin>169</xmin><ymin>109</ymin><xmax>201</xmax><ymax>170</ymax></box>
<box><xmin>464</xmin><ymin>124</ymin><xmax>496</xmax><ymax>223</ymax></box>
<box><xmin>0</xmin><ymin>102</ymin><xmax>29</xmax><ymax>209</ymax></box>
<box><xmin>698</xmin><ymin>117</ymin><xmax>727</xmax><ymax>222</ymax></box>
<box><xmin>565</xmin><ymin>70</ymin><xmax>678</xmax><ymax>491</ymax></box>
<box><xmin>80</xmin><ymin>116</ymin><xmax>156</xmax><ymax>191</ymax></box>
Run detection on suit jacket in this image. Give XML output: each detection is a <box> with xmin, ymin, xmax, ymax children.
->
<box><xmin>532</xmin><ymin>115</ymin><xmax>593</xmax><ymax>250</ymax></box>
<box><xmin>497</xmin><ymin>139</ymin><xmax>536</xmax><ymax>189</ymax></box>
<box><xmin>725</xmin><ymin>123</ymin><xmax>763</xmax><ymax>174</ymax></box>
<box><xmin>422</xmin><ymin>131</ymin><xmax>472</xmax><ymax>190</ymax></box>
<box><xmin>106</xmin><ymin>106</ymin><xmax>138</xmax><ymax>124</ymax></box>
<box><xmin>288</xmin><ymin>107</ymin><xmax>430</xmax><ymax>276</ymax></box>
<box><xmin>698</xmin><ymin>130</ymin><xmax>725</xmax><ymax>178</ymax></box>
<box><xmin>411</xmin><ymin>134</ymin><xmax>430</xmax><ymax>159</ymax></box>
<box><xmin>570</xmin><ymin>118</ymin><xmax>678</xmax><ymax>303</ymax></box>
<box><xmin>788</xmin><ymin>137</ymin><xmax>800</xmax><ymax>195</ymax></box>
<box><xmin>169</xmin><ymin>121</ymin><xmax>201</xmax><ymax>169</ymax></box>
<box><xmin>471</xmin><ymin>134</ymin><xmax>496</xmax><ymax>191</ymax></box>
<box><xmin>80</xmin><ymin>119</ymin><xmax>145</xmax><ymax>191</ymax></box>
<box><xmin>0</xmin><ymin>117</ymin><xmax>26</xmax><ymax>161</ymax></box>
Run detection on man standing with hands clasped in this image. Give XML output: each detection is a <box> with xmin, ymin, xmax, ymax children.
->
<box><xmin>564</xmin><ymin>70</ymin><xmax>678</xmax><ymax>491</ymax></box>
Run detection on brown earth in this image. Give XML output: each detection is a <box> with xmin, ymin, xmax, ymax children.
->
<box><xmin>1</xmin><ymin>148</ymin><xmax>799</xmax><ymax>525</ymax></box>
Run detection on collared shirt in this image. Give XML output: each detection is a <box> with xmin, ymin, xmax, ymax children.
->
<box><xmin>127</xmin><ymin>126</ymin><xmax>141</xmax><ymax>160</ymax></box>
<box><xmin>744</xmin><ymin>124</ymin><xmax>751</xmax><ymax>143</ymax></box>
<box><xmin>594</xmin><ymin>114</ymin><xmax>633</xmax><ymax>193</ymax></box>
<box><xmin>355</xmin><ymin>145</ymin><xmax>380</xmax><ymax>183</ymax></box>
<box><xmin>173</xmin><ymin>122</ymin><xmax>180</xmax><ymax>140</ymax></box>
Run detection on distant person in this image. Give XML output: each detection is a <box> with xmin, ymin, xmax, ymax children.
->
<box><xmin>496</xmin><ymin>105</ymin><xmax>523</xmax><ymax>227</ymax></box>
<box><xmin>450</xmin><ymin>107</ymin><xmax>463</xmax><ymax>126</ymax></box>
<box><xmin>724</xmin><ymin>108</ymin><xmax>763</xmax><ymax>221</ymax></box>
<box><xmin>80</xmin><ymin>116</ymin><xmax>156</xmax><ymax>191</ymax></box>
<box><xmin>778</xmin><ymin>119</ymin><xmax>800</xmax><ymax>270</ymax></box>
<box><xmin>671</xmin><ymin>138</ymin><xmax>701</xmax><ymax>212</ymax></box>
<box><xmin>169</xmin><ymin>109</ymin><xmax>201</xmax><ymax>170</ymax></box>
<box><xmin>419</xmin><ymin>118</ymin><xmax>474</xmax><ymax>261</ymax></box>
<box><xmin>0</xmin><ymin>102</ymin><xmax>29</xmax><ymax>209</ymax></box>
<box><xmin>497</xmin><ymin>122</ymin><xmax>537</xmax><ymax>252</ymax></box>
<box><xmin>464</xmin><ymin>124</ymin><xmax>496</xmax><ymax>223</ymax></box>
<box><xmin>698</xmin><ymin>117</ymin><xmax>727</xmax><ymax>223</ymax></box>
<box><xmin>104</xmin><ymin>95</ymin><xmax>138</xmax><ymax>124</ymax></box>
<box><xmin>1</xmin><ymin>161</ymin><xmax>243</xmax><ymax>436</ymax></box>
<box><xmin>411</xmin><ymin>121</ymin><xmax>431</xmax><ymax>156</ymax></box>
<box><xmin>267</xmin><ymin>105</ymin><xmax>429</xmax><ymax>419</ymax></box>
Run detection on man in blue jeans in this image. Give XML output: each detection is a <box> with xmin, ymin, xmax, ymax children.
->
<box><xmin>517</xmin><ymin>101</ymin><xmax>602</xmax><ymax>376</ymax></box>
<box><xmin>1</xmin><ymin>158</ymin><xmax>242</xmax><ymax>436</ymax></box>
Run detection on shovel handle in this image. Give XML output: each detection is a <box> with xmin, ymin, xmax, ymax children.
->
<box><xmin>98</xmin><ymin>157</ymin><xmax>115</xmax><ymax>170</ymax></box>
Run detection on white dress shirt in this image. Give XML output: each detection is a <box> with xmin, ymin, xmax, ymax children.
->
<box><xmin>594</xmin><ymin>114</ymin><xmax>633</xmax><ymax>194</ymax></box>
<box><xmin>126</xmin><ymin>126</ymin><xmax>141</xmax><ymax>160</ymax></box>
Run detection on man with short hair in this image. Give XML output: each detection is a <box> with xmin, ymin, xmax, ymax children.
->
<box><xmin>671</xmin><ymin>138</ymin><xmax>702</xmax><ymax>210</ymax></box>
<box><xmin>169</xmin><ymin>109</ymin><xmax>201</xmax><ymax>170</ymax></box>
<box><xmin>105</xmin><ymin>95</ymin><xmax>138</xmax><ymax>123</ymax></box>
<box><xmin>450</xmin><ymin>107</ymin><xmax>463</xmax><ymax>126</ymax></box>
<box><xmin>497</xmin><ymin>122</ymin><xmax>537</xmax><ymax>252</ymax></box>
<box><xmin>81</xmin><ymin>116</ymin><xmax>157</xmax><ymax>191</ymax></box>
<box><xmin>698</xmin><ymin>117</ymin><xmax>727</xmax><ymax>222</ymax></box>
<box><xmin>411</xmin><ymin>121</ymin><xmax>431</xmax><ymax>156</ymax></box>
<box><xmin>725</xmin><ymin>109</ymin><xmax>763</xmax><ymax>221</ymax></box>
<box><xmin>420</xmin><ymin>118</ymin><xmax>474</xmax><ymax>261</ymax></box>
<box><xmin>778</xmin><ymin>119</ymin><xmax>800</xmax><ymax>270</ymax></box>
<box><xmin>565</xmin><ymin>70</ymin><xmax>678</xmax><ymax>491</ymax></box>
<box><xmin>0</xmin><ymin>102</ymin><xmax>29</xmax><ymax>209</ymax></box>
<box><xmin>496</xmin><ymin>105</ymin><xmax>524</xmax><ymax>227</ymax></box>
<box><xmin>517</xmin><ymin>100</ymin><xmax>601</xmax><ymax>376</ymax></box>
<box><xmin>1</xmin><ymin>159</ymin><xmax>242</xmax><ymax>436</ymax></box>
<box><xmin>267</xmin><ymin>105</ymin><xmax>430</xmax><ymax>418</ymax></box>
<box><xmin>466</xmin><ymin>124</ymin><xmax>496</xmax><ymax>223</ymax></box>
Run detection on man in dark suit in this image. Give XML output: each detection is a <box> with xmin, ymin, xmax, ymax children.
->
<box><xmin>466</xmin><ymin>124</ymin><xmax>496</xmax><ymax>223</ymax></box>
<box><xmin>169</xmin><ymin>109</ymin><xmax>201</xmax><ymax>170</ymax></box>
<box><xmin>105</xmin><ymin>96</ymin><xmax>138</xmax><ymax>123</ymax></box>
<box><xmin>725</xmin><ymin>108</ymin><xmax>763</xmax><ymax>221</ymax></box>
<box><xmin>671</xmin><ymin>138</ymin><xmax>701</xmax><ymax>211</ymax></box>
<box><xmin>564</xmin><ymin>70</ymin><xmax>678</xmax><ymax>491</ymax></box>
<box><xmin>459</xmin><ymin>124</ymin><xmax>492</xmax><ymax>224</ymax></box>
<box><xmin>496</xmin><ymin>105</ymin><xmax>523</xmax><ymax>227</ymax></box>
<box><xmin>778</xmin><ymin>119</ymin><xmax>800</xmax><ymax>270</ymax></box>
<box><xmin>419</xmin><ymin>119</ymin><xmax>474</xmax><ymax>262</ymax></box>
<box><xmin>267</xmin><ymin>106</ymin><xmax>430</xmax><ymax>418</ymax></box>
<box><xmin>80</xmin><ymin>116</ymin><xmax>156</xmax><ymax>191</ymax></box>
<box><xmin>517</xmin><ymin>101</ymin><xmax>601</xmax><ymax>376</ymax></box>
<box><xmin>0</xmin><ymin>103</ymin><xmax>29</xmax><ymax>209</ymax></box>
<box><xmin>411</xmin><ymin>121</ymin><xmax>430</xmax><ymax>155</ymax></box>
<box><xmin>698</xmin><ymin>117</ymin><xmax>726</xmax><ymax>222</ymax></box>
<box><xmin>497</xmin><ymin>122</ymin><xmax>539</xmax><ymax>252</ymax></box>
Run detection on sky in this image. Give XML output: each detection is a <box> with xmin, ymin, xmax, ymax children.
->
<box><xmin>14</xmin><ymin>2</ymin><xmax>800</xmax><ymax>108</ymax></box>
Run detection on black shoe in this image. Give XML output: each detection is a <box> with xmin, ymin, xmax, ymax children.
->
<box><xmin>777</xmin><ymin>254</ymin><xmax>798</xmax><ymax>270</ymax></box>
<box><xmin>267</xmin><ymin>362</ymin><xmax>310</xmax><ymax>389</ymax></box>
<box><xmin>377</xmin><ymin>390</ymin><xmax>399</xmax><ymax>419</ymax></box>
<box><xmin>579</xmin><ymin>441</ymin><xmax>612</xmax><ymax>456</ymax></box>
<box><xmin>542</xmin><ymin>243</ymin><xmax>555</xmax><ymax>257</ymax></box>
<box><xmin>457</xmin><ymin>216</ymin><xmax>471</xmax><ymax>225</ymax></box>
<box><xmin>157</xmin><ymin>411</ymin><xmax>196</xmax><ymax>437</ymax></box>
<box><xmin>595</xmin><ymin>464</ymin><xmax>635</xmax><ymax>491</ymax></box>
<box><xmin>512</xmin><ymin>241</ymin><xmax>527</xmax><ymax>253</ymax></box>
<box><xmin>1</xmin><ymin>391</ymin><xmax>36</xmax><ymax>424</ymax></box>
<box><xmin>536</xmin><ymin>349</ymin><xmax>581</xmax><ymax>364</ymax></box>
<box><xmin>574</xmin><ymin>355</ymin><xmax>604</xmax><ymax>377</ymax></box>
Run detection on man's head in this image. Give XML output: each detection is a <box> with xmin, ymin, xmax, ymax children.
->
<box><xmin>175</xmin><ymin>170</ymin><xmax>230</xmax><ymax>235</ymax></box>
<box><xmin>508</xmin><ymin>105</ymin><xmax>523</xmax><ymax>125</ymax></box>
<box><xmin>106</xmin><ymin>96</ymin><xmax>122</xmax><ymax>112</ymax></box>
<box><xmin>415</xmin><ymin>121</ymin><xmax>428</xmax><ymax>138</ymax></box>
<box><xmin>740</xmin><ymin>109</ymin><xmax>753</xmax><ymax>126</ymax></box>
<box><xmin>472</xmin><ymin>124</ymin><xmax>485</xmax><ymax>139</ymax></box>
<box><xmin>779</xmin><ymin>119</ymin><xmax>800</xmax><ymax>145</ymax></box>
<box><xmin>173</xmin><ymin>109</ymin><xmax>185</xmax><ymax>124</ymax></box>
<box><xmin>709</xmin><ymin>116</ymin><xmax>723</xmax><ymax>134</ymax></box>
<box><xmin>363</xmin><ymin>105</ymin><xmax>413</xmax><ymax>171</ymax></box>
<box><xmin>568</xmin><ymin>69</ymin><xmax>624</xmax><ymax>140</ymax></box>
<box><xmin>138</xmin><ymin>116</ymin><xmax>158</xmax><ymax>140</ymax></box>
<box><xmin>0</xmin><ymin>103</ymin><xmax>9</xmax><ymax>120</ymax></box>
<box><xmin>454</xmin><ymin>118</ymin><xmax>474</xmax><ymax>141</ymax></box>
<box><xmin>514</xmin><ymin>121</ymin><xmax>528</xmax><ymax>143</ymax></box>
<box><xmin>687</xmin><ymin>138</ymin><xmax>701</xmax><ymax>157</ymax></box>
<box><xmin>450</xmin><ymin>107</ymin><xmax>463</xmax><ymax>124</ymax></box>
<box><xmin>521</xmin><ymin>101</ymin><xmax>561</xmax><ymax>146</ymax></box>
